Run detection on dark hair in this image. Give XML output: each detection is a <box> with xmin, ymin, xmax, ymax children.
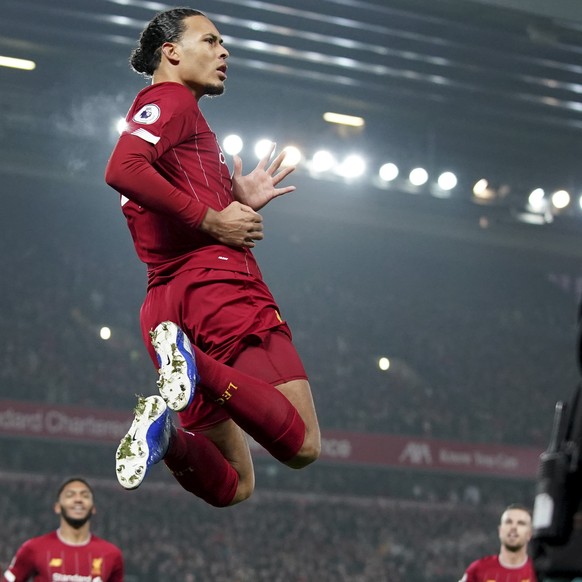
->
<box><xmin>130</xmin><ymin>8</ymin><xmax>205</xmax><ymax>77</ymax></box>
<box><xmin>56</xmin><ymin>477</ymin><xmax>94</xmax><ymax>500</ymax></box>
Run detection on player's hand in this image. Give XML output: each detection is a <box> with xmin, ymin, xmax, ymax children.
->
<box><xmin>231</xmin><ymin>142</ymin><xmax>296</xmax><ymax>211</ymax></box>
<box><xmin>199</xmin><ymin>202</ymin><xmax>264</xmax><ymax>247</ymax></box>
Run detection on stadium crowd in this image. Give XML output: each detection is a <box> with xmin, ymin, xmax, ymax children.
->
<box><xmin>1</xmin><ymin>217</ymin><xmax>579</xmax><ymax>447</ymax></box>
<box><xmin>2</xmin><ymin>174</ymin><xmax>581</xmax><ymax>580</ymax></box>
<box><xmin>0</xmin><ymin>473</ymin><xmax>529</xmax><ymax>582</ymax></box>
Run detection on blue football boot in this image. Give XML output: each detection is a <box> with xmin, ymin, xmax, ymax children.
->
<box><xmin>150</xmin><ymin>321</ymin><xmax>199</xmax><ymax>412</ymax></box>
<box><xmin>115</xmin><ymin>395</ymin><xmax>172</xmax><ymax>490</ymax></box>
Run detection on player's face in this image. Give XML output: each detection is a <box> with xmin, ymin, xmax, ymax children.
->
<box><xmin>55</xmin><ymin>481</ymin><xmax>95</xmax><ymax>529</ymax></box>
<box><xmin>169</xmin><ymin>15</ymin><xmax>229</xmax><ymax>99</ymax></box>
<box><xmin>498</xmin><ymin>508</ymin><xmax>532</xmax><ymax>552</ymax></box>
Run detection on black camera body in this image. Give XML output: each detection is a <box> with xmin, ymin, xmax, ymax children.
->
<box><xmin>532</xmin><ymin>384</ymin><xmax>582</xmax><ymax>579</ymax></box>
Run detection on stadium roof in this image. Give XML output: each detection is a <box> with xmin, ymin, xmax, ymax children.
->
<box><xmin>3</xmin><ymin>0</ymin><xmax>582</xmax><ymax>184</ymax></box>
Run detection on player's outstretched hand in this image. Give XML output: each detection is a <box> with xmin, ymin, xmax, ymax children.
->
<box><xmin>231</xmin><ymin>142</ymin><xmax>296</xmax><ymax>211</ymax></box>
<box><xmin>199</xmin><ymin>202</ymin><xmax>264</xmax><ymax>248</ymax></box>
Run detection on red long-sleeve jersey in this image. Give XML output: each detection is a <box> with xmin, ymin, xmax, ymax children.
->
<box><xmin>105</xmin><ymin>81</ymin><xmax>260</xmax><ymax>288</ymax></box>
<box><xmin>3</xmin><ymin>531</ymin><xmax>124</xmax><ymax>582</ymax></box>
<box><xmin>459</xmin><ymin>555</ymin><xmax>536</xmax><ymax>582</ymax></box>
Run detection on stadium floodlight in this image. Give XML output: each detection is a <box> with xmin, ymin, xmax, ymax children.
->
<box><xmin>311</xmin><ymin>150</ymin><xmax>335</xmax><ymax>173</ymax></box>
<box><xmin>116</xmin><ymin>117</ymin><xmax>127</xmax><ymax>135</ymax></box>
<box><xmin>579</xmin><ymin>195</ymin><xmax>582</xmax><ymax>211</ymax></box>
<box><xmin>378</xmin><ymin>357</ymin><xmax>390</xmax><ymax>371</ymax></box>
<box><xmin>437</xmin><ymin>171</ymin><xmax>457</xmax><ymax>190</ymax></box>
<box><xmin>100</xmin><ymin>327</ymin><xmax>112</xmax><ymax>340</ymax></box>
<box><xmin>254</xmin><ymin>139</ymin><xmax>275</xmax><ymax>160</ymax></box>
<box><xmin>473</xmin><ymin>178</ymin><xmax>488</xmax><ymax>196</ymax></box>
<box><xmin>281</xmin><ymin>145</ymin><xmax>302</xmax><ymax>167</ymax></box>
<box><xmin>551</xmin><ymin>189</ymin><xmax>570</xmax><ymax>210</ymax></box>
<box><xmin>528</xmin><ymin>188</ymin><xmax>546</xmax><ymax>212</ymax></box>
<box><xmin>472</xmin><ymin>178</ymin><xmax>497</xmax><ymax>201</ymax></box>
<box><xmin>106</xmin><ymin>15</ymin><xmax>134</xmax><ymax>26</ymax></box>
<box><xmin>379</xmin><ymin>162</ymin><xmax>399</xmax><ymax>182</ymax></box>
<box><xmin>0</xmin><ymin>55</ymin><xmax>36</xmax><ymax>70</ymax></box>
<box><xmin>323</xmin><ymin>112</ymin><xmax>365</xmax><ymax>127</ymax></box>
<box><xmin>409</xmin><ymin>167</ymin><xmax>428</xmax><ymax>186</ymax></box>
<box><xmin>337</xmin><ymin>154</ymin><xmax>366</xmax><ymax>179</ymax></box>
<box><xmin>223</xmin><ymin>134</ymin><xmax>243</xmax><ymax>156</ymax></box>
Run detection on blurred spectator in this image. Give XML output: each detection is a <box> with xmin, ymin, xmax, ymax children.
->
<box><xmin>0</xmin><ymin>473</ymin><xmax>528</xmax><ymax>582</ymax></box>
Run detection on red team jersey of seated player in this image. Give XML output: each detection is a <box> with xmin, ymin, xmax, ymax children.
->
<box><xmin>459</xmin><ymin>555</ymin><xmax>537</xmax><ymax>582</ymax></box>
<box><xmin>117</xmin><ymin>81</ymin><xmax>262</xmax><ymax>289</ymax></box>
<box><xmin>3</xmin><ymin>530</ymin><xmax>124</xmax><ymax>582</ymax></box>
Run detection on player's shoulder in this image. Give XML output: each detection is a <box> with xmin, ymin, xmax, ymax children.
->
<box><xmin>129</xmin><ymin>82</ymin><xmax>199</xmax><ymax>129</ymax></box>
<box><xmin>467</xmin><ymin>554</ymin><xmax>498</xmax><ymax>571</ymax></box>
<box><xmin>25</xmin><ymin>530</ymin><xmax>57</xmax><ymax>544</ymax></box>
<box><xmin>136</xmin><ymin>82</ymin><xmax>196</xmax><ymax>108</ymax></box>
<box><xmin>89</xmin><ymin>534</ymin><xmax>122</xmax><ymax>556</ymax></box>
<box><xmin>16</xmin><ymin>530</ymin><xmax>57</xmax><ymax>552</ymax></box>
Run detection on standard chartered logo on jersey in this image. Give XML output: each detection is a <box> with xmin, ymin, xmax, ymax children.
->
<box><xmin>52</xmin><ymin>575</ymin><xmax>102</xmax><ymax>582</ymax></box>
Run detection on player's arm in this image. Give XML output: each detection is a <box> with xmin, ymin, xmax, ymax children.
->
<box><xmin>106</xmin><ymin>550</ymin><xmax>124</xmax><ymax>582</ymax></box>
<box><xmin>105</xmin><ymin>133</ymin><xmax>207</xmax><ymax>229</ymax></box>
<box><xmin>105</xmin><ymin>133</ymin><xmax>263</xmax><ymax>248</ymax></box>
<box><xmin>3</xmin><ymin>542</ymin><xmax>35</xmax><ymax>582</ymax></box>
<box><xmin>231</xmin><ymin>142</ymin><xmax>296</xmax><ymax>211</ymax></box>
<box><xmin>458</xmin><ymin>562</ymin><xmax>477</xmax><ymax>582</ymax></box>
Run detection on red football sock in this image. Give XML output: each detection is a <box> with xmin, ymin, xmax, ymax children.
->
<box><xmin>164</xmin><ymin>428</ymin><xmax>238</xmax><ymax>507</ymax></box>
<box><xmin>193</xmin><ymin>347</ymin><xmax>305</xmax><ymax>462</ymax></box>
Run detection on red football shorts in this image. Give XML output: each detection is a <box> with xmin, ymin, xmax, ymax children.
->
<box><xmin>140</xmin><ymin>268</ymin><xmax>307</xmax><ymax>430</ymax></box>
